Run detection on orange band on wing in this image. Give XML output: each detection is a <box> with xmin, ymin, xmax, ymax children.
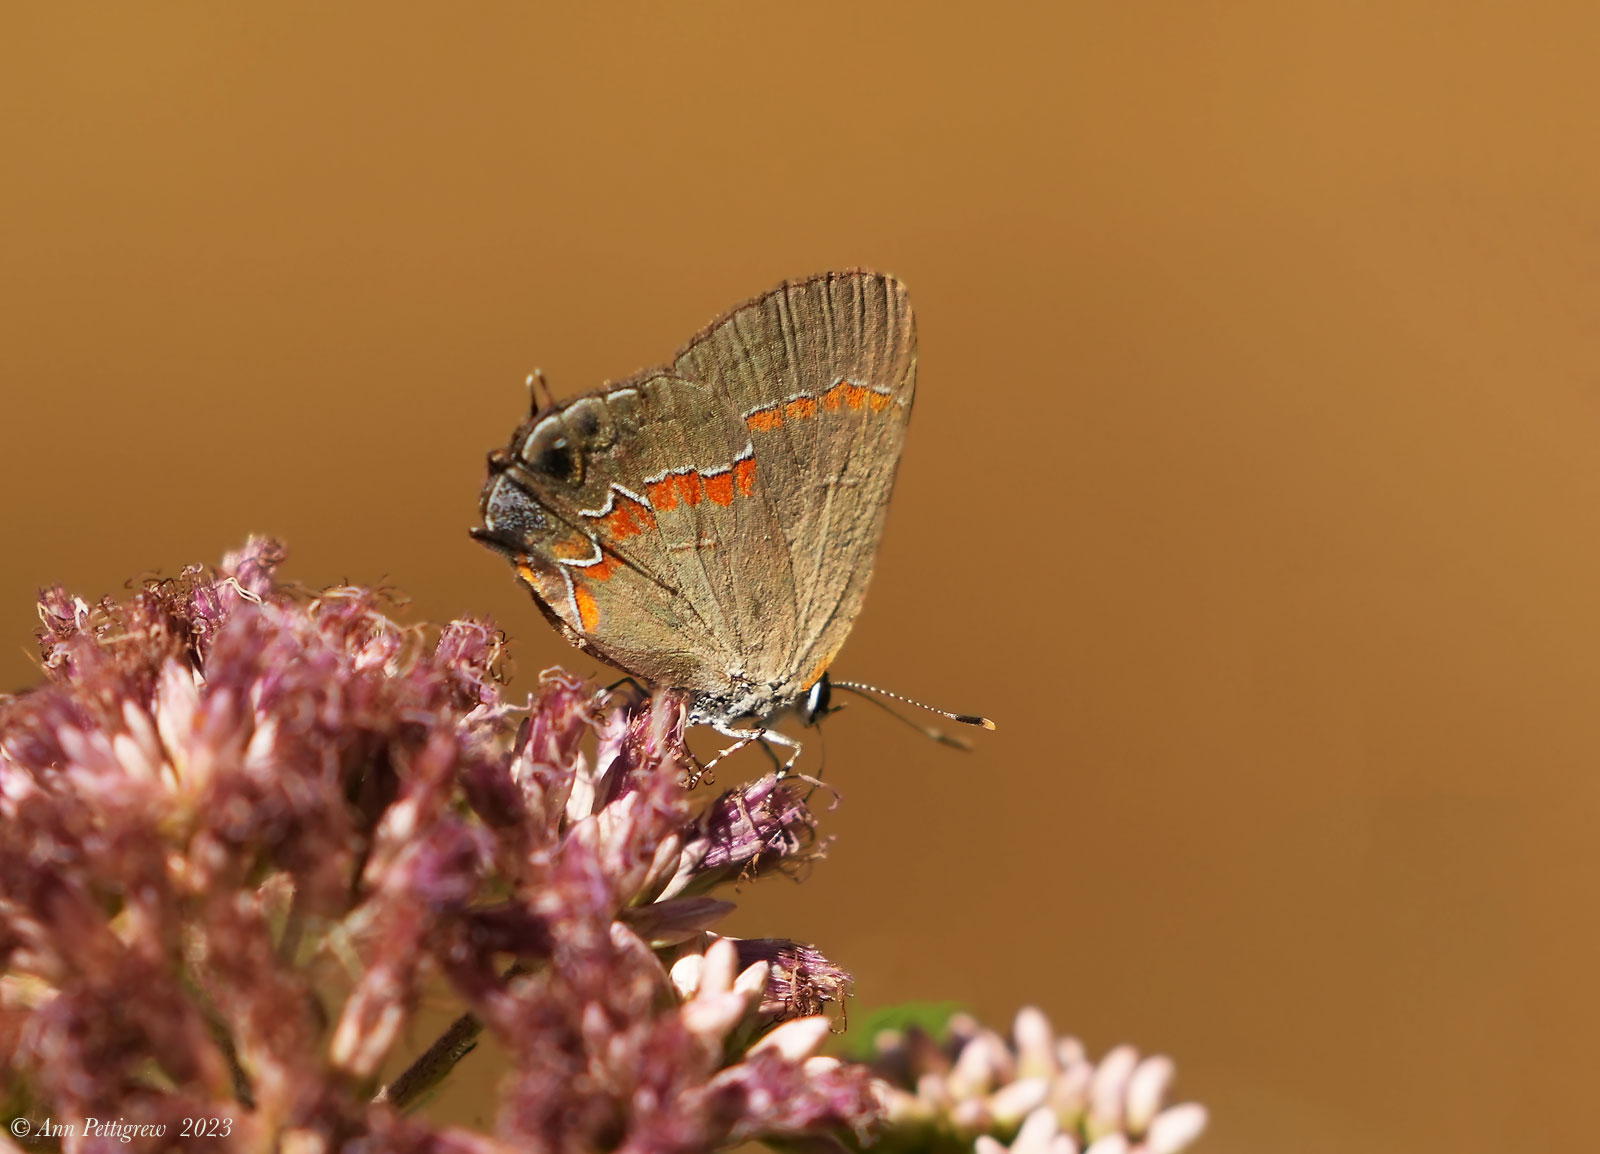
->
<box><xmin>645</xmin><ymin>460</ymin><xmax>758</xmax><ymax>512</ymax></box>
<box><xmin>594</xmin><ymin>492</ymin><xmax>657</xmax><ymax>540</ymax></box>
<box><xmin>822</xmin><ymin>381</ymin><xmax>873</xmax><ymax>410</ymax></box>
<box><xmin>645</xmin><ymin>472</ymin><xmax>703</xmax><ymax>509</ymax></box>
<box><xmin>703</xmin><ymin>471</ymin><xmax>735</xmax><ymax>506</ymax></box>
<box><xmin>647</xmin><ymin>476</ymin><xmax>679</xmax><ymax>510</ymax></box>
<box><xmin>747</xmin><ymin>381</ymin><xmax>894</xmax><ymax>429</ymax></box>
<box><xmin>573</xmin><ymin>586</ymin><xmax>600</xmax><ymax>632</ymax></box>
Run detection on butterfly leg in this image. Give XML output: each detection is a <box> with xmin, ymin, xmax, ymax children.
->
<box><xmin>703</xmin><ymin>723</ymin><xmax>761</xmax><ymax>771</ymax></box>
<box><xmin>761</xmin><ymin>728</ymin><xmax>804</xmax><ymax>775</ymax></box>
<box><xmin>709</xmin><ymin>720</ymin><xmax>804</xmax><ymax>776</ymax></box>
<box><xmin>677</xmin><ymin>724</ymin><xmax>752</xmax><ymax>790</ymax></box>
<box><xmin>593</xmin><ymin>676</ymin><xmax>650</xmax><ymax>711</ymax></box>
<box><xmin>756</xmin><ymin>740</ymin><xmax>784</xmax><ymax>772</ymax></box>
<box><xmin>704</xmin><ymin>721</ymin><xmax>806</xmax><ymax>778</ymax></box>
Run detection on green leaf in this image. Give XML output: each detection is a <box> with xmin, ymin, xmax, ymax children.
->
<box><xmin>836</xmin><ymin>1001</ymin><xmax>967</xmax><ymax>1059</ymax></box>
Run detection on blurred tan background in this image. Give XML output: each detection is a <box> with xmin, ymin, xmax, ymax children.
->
<box><xmin>5</xmin><ymin>4</ymin><xmax>1599</xmax><ymax>1150</ymax></box>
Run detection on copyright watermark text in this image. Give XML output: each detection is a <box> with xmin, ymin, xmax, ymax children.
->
<box><xmin>8</xmin><ymin>1114</ymin><xmax>234</xmax><ymax>1143</ymax></box>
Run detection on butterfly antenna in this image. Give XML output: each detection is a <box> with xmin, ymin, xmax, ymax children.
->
<box><xmin>802</xmin><ymin>723</ymin><xmax>829</xmax><ymax>802</ymax></box>
<box><xmin>829</xmin><ymin>681</ymin><xmax>995</xmax><ymax>750</ymax></box>
<box><xmin>526</xmin><ymin>369</ymin><xmax>556</xmax><ymax>416</ymax></box>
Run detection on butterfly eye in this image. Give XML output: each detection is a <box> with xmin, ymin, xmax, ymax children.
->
<box><xmin>532</xmin><ymin>438</ymin><xmax>576</xmax><ymax>479</ymax></box>
<box><xmin>517</xmin><ymin>415</ymin><xmax>585</xmax><ymax>485</ymax></box>
<box><xmin>522</xmin><ymin>434</ymin><xmax>580</xmax><ymax>485</ymax></box>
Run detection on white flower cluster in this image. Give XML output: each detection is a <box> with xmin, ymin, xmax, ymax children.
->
<box><xmin>874</xmin><ymin>1007</ymin><xmax>1207</xmax><ymax>1154</ymax></box>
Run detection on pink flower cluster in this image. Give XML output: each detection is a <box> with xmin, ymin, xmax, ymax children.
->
<box><xmin>0</xmin><ymin>540</ymin><xmax>1207</xmax><ymax>1154</ymax></box>
<box><xmin>0</xmin><ymin>540</ymin><xmax>869</xmax><ymax>1153</ymax></box>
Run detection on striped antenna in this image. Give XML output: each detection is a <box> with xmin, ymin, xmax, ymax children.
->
<box><xmin>828</xmin><ymin>680</ymin><xmax>994</xmax><ymax>750</ymax></box>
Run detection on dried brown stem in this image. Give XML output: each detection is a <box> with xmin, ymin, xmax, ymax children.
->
<box><xmin>375</xmin><ymin>1009</ymin><xmax>484</xmax><ymax>1111</ymax></box>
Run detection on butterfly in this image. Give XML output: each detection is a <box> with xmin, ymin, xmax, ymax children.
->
<box><xmin>473</xmin><ymin>270</ymin><xmax>987</xmax><ymax>770</ymax></box>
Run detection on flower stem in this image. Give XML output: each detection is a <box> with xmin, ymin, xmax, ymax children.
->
<box><xmin>375</xmin><ymin>1009</ymin><xmax>484</xmax><ymax>1111</ymax></box>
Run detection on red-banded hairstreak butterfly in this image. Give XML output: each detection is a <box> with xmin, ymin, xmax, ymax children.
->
<box><xmin>473</xmin><ymin>270</ymin><xmax>991</xmax><ymax>771</ymax></box>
